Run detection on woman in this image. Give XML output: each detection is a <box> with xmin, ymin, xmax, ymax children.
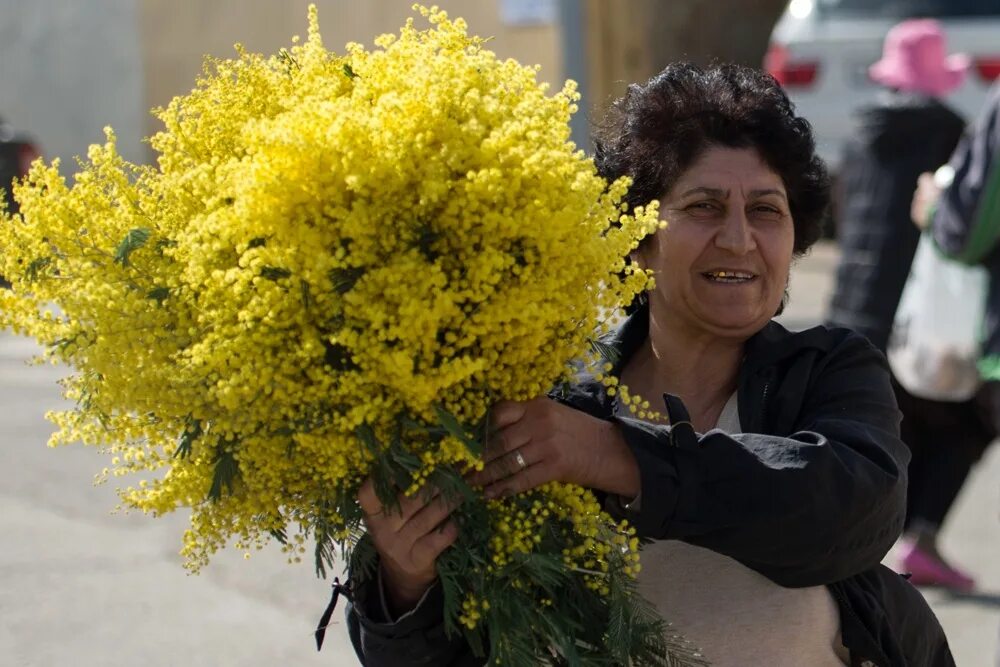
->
<box><xmin>347</xmin><ymin>63</ymin><xmax>953</xmax><ymax>666</ymax></box>
<box><xmin>826</xmin><ymin>19</ymin><xmax>984</xmax><ymax>591</ymax></box>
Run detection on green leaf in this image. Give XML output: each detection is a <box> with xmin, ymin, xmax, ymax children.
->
<box><xmin>146</xmin><ymin>286</ymin><xmax>170</xmax><ymax>303</ymax></box>
<box><xmin>434</xmin><ymin>405</ymin><xmax>483</xmax><ymax>458</ymax></box>
<box><xmin>154</xmin><ymin>238</ymin><xmax>177</xmax><ymax>254</ymax></box>
<box><xmin>207</xmin><ymin>444</ymin><xmax>239</xmax><ymax>502</ymax></box>
<box><xmin>114</xmin><ymin>227</ymin><xmax>152</xmax><ymax>267</ymax></box>
<box><xmin>260</xmin><ymin>266</ymin><xmax>291</xmax><ymax>281</ymax></box>
<box><xmin>398</xmin><ymin>414</ymin><xmax>447</xmax><ymax>437</ymax></box>
<box><xmin>329</xmin><ymin>267</ymin><xmax>365</xmax><ymax>294</ymax></box>
<box><xmin>278</xmin><ymin>48</ymin><xmax>300</xmax><ymax>72</ymax></box>
<box><xmin>389</xmin><ymin>443</ymin><xmax>422</xmax><ymax>475</ymax></box>
<box><xmin>314</xmin><ymin>527</ymin><xmax>336</xmax><ymax>579</ymax></box>
<box><xmin>346</xmin><ymin>532</ymin><xmax>378</xmax><ymax>583</ymax></box>
<box><xmin>52</xmin><ymin>332</ymin><xmax>84</xmax><ymax>353</ymax></box>
<box><xmin>25</xmin><ymin>256</ymin><xmax>51</xmax><ymax>282</ymax></box>
<box><xmin>174</xmin><ymin>417</ymin><xmax>201</xmax><ymax>459</ymax></box>
<box><xmin>434</xmin><ymin>405</ymin><xmax>467</xmax><ymax>440</ymax></box>
<box><xmin>355</xmin><ymin>423</ymin><xmax>379</xmax><ymax>456</ymax></box>
<box><xmin>343</xmin><ymin>62</ymin><xmax>358</xmax><ymax>79</ymax></box>
<box><xmin>300</xmin><ymin>280</ymin><xmax>313</xmax><ymax>309</ymax></box>
<box><xmin>588</xmin><ymin>338</ymin><xmax>621</xmax><ymax>366</ymax></box>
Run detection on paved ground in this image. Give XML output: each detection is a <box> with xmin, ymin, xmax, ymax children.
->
<box><xmin>1</xmin><ymin>240</ymin><xmax>997</xmax><ymax>665</ymax></box>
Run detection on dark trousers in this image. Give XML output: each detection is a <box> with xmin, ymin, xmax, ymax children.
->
<box><xmin>894</xmin><ymin>378</ymin><xmax>996</xmax><ymax>530</ymax></box>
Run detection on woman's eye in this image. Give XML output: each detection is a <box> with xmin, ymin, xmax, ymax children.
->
<box><xmin>751</xmin><ymin>205</ymin><xmax>783</xmax><ymax>220</ymax></box>
<box><xmin>685</xmin><ymin>202</ymin><xmax>719</xmax><ymax>216</ymax></box>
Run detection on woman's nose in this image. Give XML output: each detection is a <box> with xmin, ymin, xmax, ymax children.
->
<box><xmin>715</xmin><ymin>208</ymin><xmax>756</xmax><ymax>255</ymax></box>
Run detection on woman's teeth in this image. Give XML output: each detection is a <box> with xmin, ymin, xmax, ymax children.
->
<box><xmin>704</xmin><ymin>270</ymin><xmax>754</xmax><ymax>283</ymax></box>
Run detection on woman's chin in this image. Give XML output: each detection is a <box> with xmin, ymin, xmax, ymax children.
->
<box><xmin>693</xmin><ymin>309</ymin><xmax>772</xmax><ymax>338</ymax></box>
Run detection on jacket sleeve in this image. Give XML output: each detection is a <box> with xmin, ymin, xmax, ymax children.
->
<box><xmin>932</xmin><ymin>82</ymin><xmax>1000</xmax><ymax>264</ymax></box>
<box><xmin>608</xmin><ymin>335</ymin><xmax>909</xmax><ymax>588</ymax></box>
<box><xmin>345</xmin><ymin>571</ymin><xmax>480</xmax><ymax>667</ymax></box>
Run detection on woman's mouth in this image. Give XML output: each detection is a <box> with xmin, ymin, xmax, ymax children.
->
<box><xmin>701</xmin><ymin>270</ymin><xmax>757</xmax><ymax>284</ymax></box>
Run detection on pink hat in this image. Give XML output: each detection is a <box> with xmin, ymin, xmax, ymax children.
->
<box><xmin>869</xmin><ymin>19</ymin><xmax>969</xmax><ymax>96</ymax></box>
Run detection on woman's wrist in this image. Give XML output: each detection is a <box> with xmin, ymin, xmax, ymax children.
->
<box><xmin>380</xmin><ymin>564</ymin><xmax>436</xmax><ymax>618</ymax></box>
<box><xmin>592</xmin><ymin>421</ymin><xmax>641</xmax><ymax>498</ymax></box>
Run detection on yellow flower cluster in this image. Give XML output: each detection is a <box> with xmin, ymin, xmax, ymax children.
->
<box><xmin>459</xmin><ymin>592</ymin><xmax>489</xmax><ymax>630</ymax></box>
<box><xmin>0</xmin><ymin>3</ymin><xmax>659</xmax><ymax>627</ymax></box>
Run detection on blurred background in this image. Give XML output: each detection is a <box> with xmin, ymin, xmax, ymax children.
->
<box><xmin>1</xmin><ymin>0</ymin><xmax>998</xmax><ymax>665</ymax></box>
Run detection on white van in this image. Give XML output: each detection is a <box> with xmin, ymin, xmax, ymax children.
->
<box><xmin>766</xmin><ymin>0</ymin><xmax>1000</xmax><ymax>171</ymax></box>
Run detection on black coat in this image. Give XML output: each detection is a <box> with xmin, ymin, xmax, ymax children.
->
<box><xmin>932</xmin><ymin>82</ymin><xmax>1000</xmax><ymax>372</ymax></box>
<box><xmin>827</xmin><ymin>94</ymin><xmax>965</xmax><ymax>353</ymax></box>
<box><xmin>346</xmin><ymin>307</ymin><xmax>953</xmax><ymax>666</ymax></box>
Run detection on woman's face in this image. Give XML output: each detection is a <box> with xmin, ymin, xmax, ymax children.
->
<box><xmin>637</xmin><ymin>145</ymin><xmax>794</xmax><ymax>340</ymax></box>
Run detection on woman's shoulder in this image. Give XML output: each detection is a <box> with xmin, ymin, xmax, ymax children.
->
<box><xmin>745</xmin><ymin>320</ymin><xmax>883</xmax><ymax>371</ymax></box>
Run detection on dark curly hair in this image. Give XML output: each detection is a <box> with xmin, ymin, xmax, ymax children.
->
<box><xmin>594</xmin><ymin>62</ymin><xmax>830</xmax><ymax>256</ymax></box>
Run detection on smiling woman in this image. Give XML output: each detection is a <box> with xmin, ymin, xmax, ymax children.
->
<box><xmin>347</xmin><ymin>63</ymin><xmax>956</xmax><ymax>667</ymax></box>
<box><xmin>641</xmin><ymin>147</ymin><xmax>795</xmax><ymax>343</ymax></box>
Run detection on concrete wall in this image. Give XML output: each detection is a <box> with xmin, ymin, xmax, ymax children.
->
<box><xmin>0</xmin><ymin>0</ymin><xmax>146</xmax><ymax>170</ymax></box>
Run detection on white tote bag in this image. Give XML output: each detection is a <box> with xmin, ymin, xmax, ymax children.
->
<box><xmin>888</xmin><ymin>233</ymin><xmax>987</xmax><ymax>401</ymax></box>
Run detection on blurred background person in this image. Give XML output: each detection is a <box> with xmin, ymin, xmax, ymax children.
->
<box><xmin>911</xmin><ymin>74</ymin><xmax>1000</xmax><ymax>588</ymax></box>
<box><xmin>825</xmin><ymin>18</ymin><xmax>985</xmax><ymax>591</ymax></box>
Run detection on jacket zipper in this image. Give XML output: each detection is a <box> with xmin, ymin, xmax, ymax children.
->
<box><xmin>757</xmin><ymin>367</ymin><xmax>773</xmax><ymax>431</ymax></box>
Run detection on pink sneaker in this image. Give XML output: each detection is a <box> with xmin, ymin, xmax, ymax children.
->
<box><xmin>899</xmin><ymin>543</ymin><xmax>976</xmax><ymax>592</ymax></box>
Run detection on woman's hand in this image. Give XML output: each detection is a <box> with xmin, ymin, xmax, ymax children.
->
<box><xmin>468</xmin><ymin>396</ymin><xmax>640</xmax><ymax>499</ymax></box>
<box><xmin>358</xmin><ymin>479</ymin><xmax>461</xmax><ymax>617</ymax></box>
<box><xmin>911</xmin><ymin>171</ymin><xmax>941</xmax><ymax>230</ymax></box>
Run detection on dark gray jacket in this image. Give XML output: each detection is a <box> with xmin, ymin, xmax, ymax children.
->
<box><xmin>346</xmin><ymin>306</ymin><xmax>953</xmax><ymax>666</ymax></box>
<box><xmin>932</xmin><ymin>81</ymin><xmax>1000</xmax><ymax>379</ymax></box>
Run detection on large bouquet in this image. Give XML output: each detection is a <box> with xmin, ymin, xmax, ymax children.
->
<box><xmin>0</xmin><ymin>6</ymin><xmax>703</xmax><ymax>665</ymax></box>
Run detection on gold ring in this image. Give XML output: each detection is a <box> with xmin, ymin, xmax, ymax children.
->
<box><xmin>513</xmin><ymin>450</ymin><xmax>527</xmax><ymax>470</ymax></box>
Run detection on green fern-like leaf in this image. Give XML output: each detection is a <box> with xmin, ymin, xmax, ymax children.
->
<box><xmin>588</xmin><ymin>338</ymin><xmax>621</xmax><ymax>366</ymax></box>
<box><xmin>260</xmin><ymin>266</ymin><xmax>291</xmax><ymax>281</ymax></box>
<box><xmin>146</xmin><ymin>286</ymin><xmax>170</xmax><ymax>302</ymax></box>
<box><xmin>113</xmin><ymin>227</ymin><xmax>151</xmax><ymax>267</ymax></box>
<box><xmin>207</xmin><ymin>444</ymin><xmax>239</xmax><ymax>502</ymax></box>
<box><xmin>174</xmin><ymin>417</ymin><xmax>201</xmax><ymax>459</ymax></box>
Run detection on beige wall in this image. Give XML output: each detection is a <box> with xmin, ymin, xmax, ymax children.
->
<box><xmin>0</xmin><ymin>0</ymin><xmax>146</xmax><ymax>169</ymax></box>
<box><xmin>139</xmin><ymin>1</ymin><xmax>563</xmax><ymax>156</ymax></box>
<box><xmin>585</xmin><ymin>0</ymin><xmax>658</xmax><ymax>115</ymax></box>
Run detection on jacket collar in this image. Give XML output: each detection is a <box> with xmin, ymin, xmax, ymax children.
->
<box><xmin>598</xmin><ymin>302</ymin><xmax>836</xmax><ymax>376</ymax></box>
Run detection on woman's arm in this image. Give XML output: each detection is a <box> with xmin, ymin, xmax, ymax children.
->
<box><xmin>932</xmin><ymin>83</ymin><xmax>1000</xmax><ymax>263</ymax></box>
<box><xmin>346</xmin><ymin>575</ymin><xmax>479</xmax><ymax>667</ymax></box>
<box><xmin>345</xmin><ymin>480</ymin><xmax>478</xmax><ymax>666</ymax></box>
<box><xmin>608</xmin><ymin>333</ymin><xmax>908</xmax><ymax>587</ymax></box>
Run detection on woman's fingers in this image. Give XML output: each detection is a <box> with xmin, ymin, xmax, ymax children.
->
<box><xmin>490</xmin><ymin>399</ymin><xmax>528</xmax><ymax>430</ymax></box>
<box><xmin>471</xmin><ymin>442</ymin><xmax>538</xmax><ymax>488</ymax></box>
<box><xmin>411</xmin><ymin>520</ymin><xmax>460</xmax><ymax>566</ymax></box>
<box><xmin>357</xmin><ymin>478</ymin><xmax>463</xmax><ymax>614</ymax></box>
<box><xmin>398</xmin><ymin>493</ymin><xmax>462</xmax><ymax>546</ymax></box>
<box><xmin>358</xmin><ymin>478</ymin><xmax>381</xmax><ymax>516</ymax></box>
<box><xmin>485</xmin><ymin>460</ymin><xmax>550</xmax><ymax>499</ymax></box>
<box><xmin>359</xmin><ymin>480</ymin><xmax>442</xmax><ymax>533</ymax></box>
<box><xmin>483</xmin><ymin>419</ymin><xmax>532</xmax><ymax>463</ymax></box>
